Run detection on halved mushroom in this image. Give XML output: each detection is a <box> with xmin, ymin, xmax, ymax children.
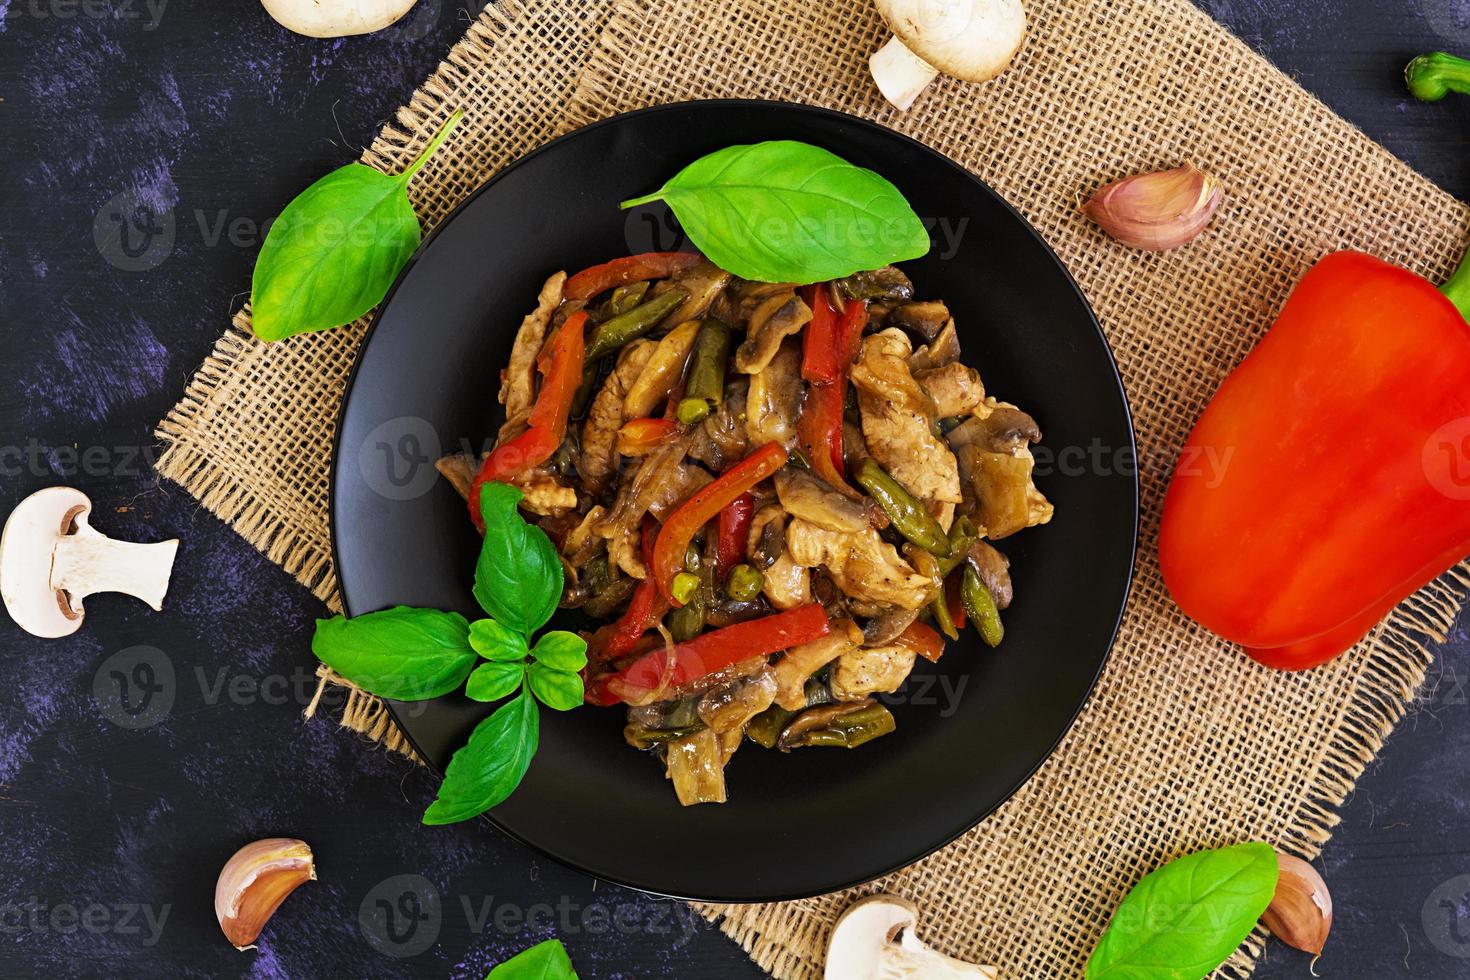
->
<box><xmin>259</xmin><ymin>0</ymin><xmax>420</xmax><ymax>37</ymax></box>
<box><xmin>825</xmin><ymin>894</ymin><xmax>999</xmax><ymax>979</ymax></box>
<box><xmin>870</xmin><ymin>0</ymin><xmax>1027</xmax><ymax>111</ymax></box>
<box><xmin>1</xmin><ymin>487</ymin><xmax>178</xmax><ymax>638</ymax></box>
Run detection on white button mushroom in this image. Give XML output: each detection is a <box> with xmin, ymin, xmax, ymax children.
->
<box><xmin>824</xmin><ymin>894</ymin><xmax>999</xmax><ymax>979</ymax></box>
<box><xmin>0</xmin><ymin>487</ymin><xmax>179</xmax><ymax>639</ymax></box>
<box><xmin>869</xmin><ymin>0</ymin><xmax>1027</xmax><ymax>111</ymax></box>
<box><xmin>259</xmin><ymin>0</ymin><xmax>420</xmax><ymax>38</ymax></box>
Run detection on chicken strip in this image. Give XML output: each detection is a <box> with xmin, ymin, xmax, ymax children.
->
<box><xmin>580</xmin><ymin>339</ymin><xmax>655</xmax><ymax>495</ymax></box>
<box><xmin>786</xmin><ymin>518</ymin><xmax>932</xmax><ymax>610</ymax></box>
<box><xmin>831</xmin><ymin>644</ymin><xmax>918</xmax><ymax>701</ymax></box>
<box><xmin>746</xmin><ymin>339</ymin><xmax>802</xmax><ymax>448</ymax></box>
<box><xmin>916</xmin><ymin>362</ymin><xmax>988</xmax><ymax>419</ymax></box>
<box><xmin>498</xmin><ymin>271</ymin><xmax>566</xmax><ymax>433</ymax></box>
<box><xmin>771</xmin><ymin>620</ymin><xmax>863</xmax><ymax>710</ymax></box>
<box><xmin>850</xmin><ymin>328</ymin><xmax>962</xmax><ymax>508</ymax></box>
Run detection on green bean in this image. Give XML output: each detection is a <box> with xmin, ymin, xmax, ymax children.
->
<box><xmin>784</xmin><ymin>704</ymin><xmax>896</xmax><ymax>749</ymax></box>
<box><xmin>569</xmin><ymin>364</ymin><xmax>602</xmax><ymax>418</ymax></box>
<box><xmin>854</xmin><ymin>459</ymin><xmax>952</xmax><ymax>557</ymax></box>
<box><xmin>601</xmin><ymin>281</ymin><xmax>650</xmax><ymax>320</ymax></box>
<box><xmin>962</xmin><ymin>564</ymin><xmax>1004</xmax><ymax>648</ymax></box>
<box><xmin>585</xmin><ymin>288</ymin><xmax>688</xmax><ymax>361</ymax></box>
<box><xmin>725</xmin><ymin>564</ymin><xmax>764</xmax><ymax>602</ymax></box>
<box><xmin>675</xmin><ymin>319</ymin><xmax>733</xmax><ymax>424</ymax></box>
<box><xmin>744</xmin><ymin>705</ymin><xmax>796</xmax><ymax>749</ymax></box>
<box><xmin>930</xmin><ymin>582</ymin><xmax>959</xmax><ymax>641</ymax></box>
<box><xmin>624</xmin><ymin>723</ymin><xmax>705</xmax><ymax>751</ymax></box>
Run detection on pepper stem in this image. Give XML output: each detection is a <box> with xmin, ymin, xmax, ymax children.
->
<box><xmin>1406</xmin><ymin>53</ymin><xmax>1470</xmax><ymax>318</ymax></box>
<box><xmin>1442</xmin><ymin>247</ymin><xmax>1470</xmax><ymax>321</ymax></box>
<box><xmin>1406</xmin><ymin>52</ymin><xmax>1470</xmax><ymax>102</ymax></box>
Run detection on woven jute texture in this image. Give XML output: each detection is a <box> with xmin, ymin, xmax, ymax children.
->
<box><xmin>155</xmin><ymin>0</ymin><xmax>1470</xmax><ymax>977</ymax></box>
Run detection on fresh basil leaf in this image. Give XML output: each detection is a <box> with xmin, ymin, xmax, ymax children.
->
<box><xmin>527</xmin><ymin>662</ymin><xmax>584</xmax><ymax>712</ymax></box>
<box><xmin>486</xmin><ymin>938</ymin><xmax>579</xmax><ymax>980</ymax></box>
<box><xmin>470</xmin><ymin>619</ymin><xmax>530</xmax><ymax>662</ymax></box>
<box><xmin>423</xmin><ymin>687</ymin><xmax>540</xmax><ymax>825</ymax></box>
<box><xmin>620</xmin><ymin>140</ymin><xmax>930</xmax><ymax>284</ymax></box>
<box><xmin>466</xmin><ymin>661</ymin><xmax>525</xmax><ymax>703</ymax></box>
<box><xmin>529</xmin><ymin>630</ymin><xmax>588</xmax><ymax>671</ymax></box>
<box><xmin>1086</xmin><ymin>842</ymin><xmax>1278</xmax><ymax>980</ymax></box>
<box><xmin>473</xmin><ymin>482</ymin><xmax>561</xmax><ymax>634</ymax></box>
<box><xmin>250</xmin><ymin>111</ymin><xmax>463</xmax><ymax>341</ymax></box>
<box><xmin>311</xmin><ymin>606</ymin><xmax>474</xmax><ymax>701</ymax></box>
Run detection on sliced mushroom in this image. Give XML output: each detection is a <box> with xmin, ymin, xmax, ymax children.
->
<box><xmin>1</xmin><ymin>488</ymin><xmax>179</xmax><ymax>638</ymax></box>
<box><xmin>825</xmin><ymin>894</ymin><xmax>998</xmax><ymax>979</ymax></box>
<box><xmin>888</xmin><ymin>300</ymin><xmax>951</xmax><ymax>342</ymax></box>
<box><xmin>870</xmin><ymin>0</ymin><xmax>1027</xmax><ymax>112</ymax></box>
<box><xmin>774</xmin><ymin>468</ymin><xmax>872</xmax><ymax>533</ymax></box>
<box><xmin>908</xmin><ymin>320</ymin><xmax>962</xmax><ymax>372</ymax></box>
<box><xmin>966</xmin><ymin>540</ymin><xmax>1013</xmax><ymax>609</ymax></box>
<box><xmin>746</xmin><ymin>339</ymin><xmax>803</xmax><ymax>448</ymax></box>
<box><xmin>835</xmin><ymin>266</ymin><xmax>914</xmax><ymax>302</ymax></box>
<box><xmin>735</xmin><ymin>292</ymin><xmax>813</xmax><ymax>374</ymax></box>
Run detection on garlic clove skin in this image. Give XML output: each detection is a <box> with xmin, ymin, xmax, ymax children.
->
<box><xmin>1261</xmin><ymin>851</ymin><xmax>1332</xmax><ymax>955</ymax></box>
<box><xmin>215</xmin><ymin>838</ymin><xmax>316</xmax><ymax>951</ymax></box>
<box><xmin>1083</xmin><ymin>165</ymin><xmax>1223</xmax><ymax>251</ymax></box>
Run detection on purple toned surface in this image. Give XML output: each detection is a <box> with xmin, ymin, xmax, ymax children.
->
<box><xmin>1</xmin><ymin>1</ymin><xmax>1470</xmax><ymax>977</ymax></box>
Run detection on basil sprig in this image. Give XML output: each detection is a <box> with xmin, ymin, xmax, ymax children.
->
<box><xmin>486</xmin><ymin>938</ymin><xmax>579</xmax><ymax>979</ymax></box>
<box><xmin>311</xmin><ymin>481</ymin><xmax>587</xmax><ymax>825</ymax></box>
<box><xmin>1086</xmin><ymin>842</ymin><xmax>1279</xmax><ymax>980</ymax></box>
<box><xmin>620</xmin><ymin>140</ymin><xmax>931</xmax><ymax>284</ymax></box>
<box><xmin>250</xmin><ymin>110</ymin><xmax>464</xmax><ymax>342</ymax></box>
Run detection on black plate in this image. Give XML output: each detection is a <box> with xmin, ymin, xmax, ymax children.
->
<box><xmin>332</xmin><ymin>100</ymin><xmax>1137</xmax><ymax>902</ymax></box>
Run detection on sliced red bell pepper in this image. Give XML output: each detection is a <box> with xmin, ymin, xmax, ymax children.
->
<box><xmin>1160</xmin><ymin>251</ymin><xmax>1470</xmax><ymax>669</ymax></box>
<box><xmin>616</xmin><ymin>417</ymin><xmax>678</xmax><ymax>456</ymax></box>
<box><xmin>596</xmin><ymin>520</ymin><xmax>668</xmax><ymax>663</ymax></box>
<box><xmin>469</xmin><ymin>311</ymin><xmax>586</xmax><ymax>531</ymax></box>
<box><xmin>563</xmin><ymin>252</ymin><xmax>702</xmax><ymax>302</ymax></box>
<box><xmin>797</xmin><ymin>380</ymin><xmax>854</xmax><ymax>493</ymax></box>
<box><xmin>587</xmin><ymin>603</ymin><xmax>831</xmax><ymax>706</ymax></box>
<box><xmin>800</xmin><ymin>284</ymin><xmax>841</xmax><ymax>384</ymax></box>
<box><xmin>715</xmin><ymin>492</ymin><xmax>755</xmax><ymax>582</ymax></box>
<box><xmin>652</xmin><ymin>442</ymin><xmax>788</xmax><ymax>604</ymax></box>
<box><xmin>895</xmin><ymin>620</ymin><xmax>945</xmax><ymax>664</ymax></box>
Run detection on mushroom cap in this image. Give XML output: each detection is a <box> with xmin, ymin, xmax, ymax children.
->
<box><xmin>1</xmin><ymin>487</ymin><xmax>90</xmax><ymax>638</ymax></box>
<box><xmin>259</xmin><ymin>0</ymin><xmax>420</xmax><ymax>38</ymax></box>
<box><xmin>873</xmin><ymin>0</ymin><xmax>1027</xmax><ymax>82</ymax></box>
<box><xmin>825</xmin><ymin>894</ymin><xmax>920</xmax><ymax>979</ymax></box>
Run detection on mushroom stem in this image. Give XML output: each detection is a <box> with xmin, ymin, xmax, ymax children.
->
<box><xmin>52</xmin><ymin>523</ymin><xmax>178</xmax><ymax>613</ymax></box>
<box><xmin>871</xmin><ymin>36</ymin><xmax>941</xmax><ymax>111</ymax></box>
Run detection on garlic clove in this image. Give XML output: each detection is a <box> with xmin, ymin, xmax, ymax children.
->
<box><xmin>215</xmin><ymin>838</ymin><xmax>316</xmax><ymax>950</ymax></box>
<box><xmin>1083</xmin><ymin>165</ymin><xmax>1223</xmax><ymax>251</ymax></box>
<box><xmin>1261</xmin><ymin>851</ymin><xmax>1332</xmax><ymax>955</ymax></box>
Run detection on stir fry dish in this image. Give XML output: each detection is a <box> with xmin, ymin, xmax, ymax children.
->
<box><xmin>436</xmin><ymin>251</ymin><xmax>1054</xmax><ymax>805</ymax></box>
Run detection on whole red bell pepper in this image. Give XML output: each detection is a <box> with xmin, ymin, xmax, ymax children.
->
<box><xmin>652</xmin><ymin>442</ymin><xmax>788</xmax><ymax>604</ymax></box>
<box><xmin>586</xmin><ymin>603</ymin><xmax>831</xmax><ymax>706</ymax></box>
<box><xmin>469</xmin><ymin>311</ymin><xmax>586</xmax><ymax>531</ymax></box>
<box><xmin>1160</xmin><ymin>250</ymin><xmax>1470</xmax><ymax>669</ymax></box>
<box><xmin>563</xmin><ymin>252</ymin><xmax>702</xmax><ymax>301</ymax></box>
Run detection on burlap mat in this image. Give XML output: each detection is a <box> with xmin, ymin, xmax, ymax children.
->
<box><xmin>155</xmin><ymin>0</ymin><xmax>1470</xmax><ymax>976</ymax></box>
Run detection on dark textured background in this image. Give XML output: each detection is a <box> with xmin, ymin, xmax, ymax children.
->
<box><xmin>3</xmin><ymin>1</ymin><xmax>1470</xmax><ymax>976</ymax></box>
